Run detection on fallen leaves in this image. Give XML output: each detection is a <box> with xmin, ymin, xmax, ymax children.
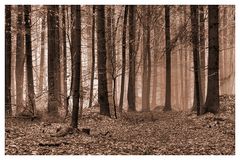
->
<box><xmin>5</xmin><ymin>95</ymin><xmax>235</xmax><ymax>155</ymax></box>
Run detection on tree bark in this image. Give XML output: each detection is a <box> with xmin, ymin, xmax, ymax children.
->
<box><xmin>106</xmin><ymin>6</ymin><xmax>113</xmax><ymax>109</ymax></box>
<box><xmin>5</xmin><ymin>5</ymin><xmax>12</xmax><ymax>116</ymax></box>
<box><xmin>142</xmin><ymin>6</ymin><xmax>151</xmax><ymax>112</ymax></box>
<box><xmin>61</xmin><ymin>6</ymin><xmax>68</xmax><ymax>115</ymax></box>
<box><xmin>127</xmin><ymin>5</ymin><xmax>136</xmax><ymax>111</ymax></box>
<box><xmin>88</xmin><ymin>6</ymin><xmax>95</xmax><ymax>108</ymax></box>
<box><xmin>151</xmin><ymin>7</ymin><xmax>159</xmax><ymax>108</ymax></box>
<box><xmin>39</xmin><ymin>11</ymin><xmax>46</xmax><ymax>93</ymax></box>
<box><xmin>119</xmin><ymin>5</ymin><xmax>128</xmax><ymax>113</ymax></box>
<box><xmin>71</xmin><ymin>5</ymin><xmax>81</xmax><ymax>128</ymax></box>
<box><xmin>163</xmin><ymin>5</ymin><xmax>171</xmax><ymax>111</ymax></box>
<box><xmin>96</xmin><ymin>5</ymin><xmax>111</xmax><ymax>117</ymax></box>
<box><xmin>47</xmin><ymin>5</ymin><xmax>60</xmax><ymax>116</ymax></box>
<box><xmin>191</xmin><ymin>5</ymin><xmax>203</xmax><ymax>115</ymax></box>
<box><xmin>204</xmin><ymin>5</ymin><xmax>220</xmax><ymax>114</ymax></box>
<box><xmin>199</xmin><ymin>6</ymin><xmax>206</xmax><ymax>101</ymax></box>
<box><xmin>24</xmin><ymin>5</ymin><xmax>36</xmax><ymax>116</ymax></box>
<box><xmin>15</xmin><ymin>5</ymin><xmax>25</xmax><ymax>114</ymax></box>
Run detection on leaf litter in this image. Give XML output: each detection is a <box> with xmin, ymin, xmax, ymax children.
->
<box><xmin>5</xmin><ymin>95</ymin><xmax>235</xmax><ymax>155</ymax></box>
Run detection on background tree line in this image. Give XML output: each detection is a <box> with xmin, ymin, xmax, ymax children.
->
<box><xmin>5</xmin><ymin>5</ymin><xmax>235</xmax><ymax>128</ymax></box>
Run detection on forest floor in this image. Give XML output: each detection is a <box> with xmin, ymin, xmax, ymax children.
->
<box><xmin>5</xmin><ymin>95</ymin><xmax>235</xmax><ymax>155</ymax></box>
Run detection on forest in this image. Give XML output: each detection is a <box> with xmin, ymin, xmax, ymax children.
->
<box><xmin>5</xmin><ymin>5</ymin><xmax>235</xmax><ymax>155</ymax></box>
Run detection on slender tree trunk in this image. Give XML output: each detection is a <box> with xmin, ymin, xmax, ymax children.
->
<box><xmin>16</xmin><ymin>5</ymin><xmax>25</xmax><ymax>114</ymax></box>
<box><xmin>119</xmin><ymin>5</ymin><xmax>128</xmax><ymax>113</ymax></box>
<box><xmin>39</xmin><ymin>13</ymin><xmax>46</xmax><ymax>93</ymax></box>
<box><xmin>24</xmin><ymin>5</ymin><xmax>36</xmax><ymax>116</ymax></box>
<box><xmin>111</xmin><ymin>7</ymin><xmax>117</xmax><ymax>116</ymax></box>
<box><xmin>106</xmin><ymin>6</ymin><xmax>113</xmax><ymax>108</ymax></box>
<box><xmin>142</xmin><ymin>6</ymin><xmax>151</xmax><ymax>112</ymax></box>
<box><xmin>61</xmin><ymin>6</ymin><xmax>68</xmax><ymax>115</ymax></box>
<box><xmin>96</xmin><ymin>5</ymin><xmax>111</xmax><ymax>117</ymax></box>
<box><xmin>151</xmin><ymin>9</ymin><xmax>159</xmax><ymax>108</ymax></box>
<box><xmin>54</xmin><ymin>6</ymin><xmax>61</xmax><ymax>108</ymax></box>
<box><xmin>204</xmin><ymin>5</ymin><xmax>219</xmax><ymax>114</ymax></box>
<box><xmin>163</xmin><ymin>5</ymin><xmax>171</xmax><ymax>111</ymax></box>
<box><xmin>89</xmin><ymin>6</ymin><xmax>95</xmax><ymax>108</ymax></box>
<box><xmin>5</xmin><ymin>5</ymin><xmax>12</xmax><ymax>116</ymax></box>
<box><xmin>199</xmin><ymin>6</ymin><xmax>206</xmax><ymax>101</ymax></box>
<box><xmin>71</xmin><ymin>5</ymin><xmax>81</xmax><ymax>128</ymax></box>
<box><xmin>179</xmin><ymin>9</ymin><xmax>184</xmax><ymax>110</ymax></box>
<box><xmin>191</xmin><ymin>5</ymin><xmax>203</xmax><ymax>115</ymax></box>
<box><xmin>183</xmin><ymin>6</ymin><xmax>189</xmax><ymax>110</ymax></box>
<box><xmin>127</xmin><ymin>5</ymin><xmax>136</xmax><ymax>111</ymax></box>
<box><xmin>146</xmin><ymin>7</ymin><xmax>151</xmax><ymax>111</ymax></box>
<box><xmin>69</xmin><ymin>6</ymin><xmax>75</xmax><ymax>101</ymax></box>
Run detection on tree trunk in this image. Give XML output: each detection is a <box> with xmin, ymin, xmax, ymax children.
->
<box><xmin>54</xmin><ymin>6</ymin><xmax>61</xmax><ymax>109</ymax></box>
<box><xmin>204</xmin><ymin>5</ymin><xmax>219</xmax><ymax>114</ymax></box>
<box><xmin>151</xmin><ymin>12</ymin><xmax>159</xmax><ymax>108</ymax></box>
<box><xmin>199</xmin><ymin>6</ymin><xmax>206</xmax><ymax>101</ymax></box>
<box><xmin>191</xmin><ymin>5</ymin><xmax>203</xmax><ymax>116</ymax></box>
<box><xmin>88</xmin><ymin>6</ymin><xmax>95</xmax><ymax>108</ymax></box>
<box><xmin>5</xmin><ymin>5</ymin><xmax>12</xmax><ymax>116</ymax></box>
<box><xmin>127</xmin><ymin>5</ymin><xmax>136</xmax><ymax>111</ymax></box>
<box><xmin>142</xmin><ymin>6</ymin><xmax>151</xmax><ymax>112</ymax></box>
<box><xmin>119</xmin><ymin>5</ymin><xmax>128</xmax><ymax>113</ymax></box>
<box><xmin>179</xmin><ymin>9</ymin><xmax>184</xmax><ymax>110</ymax></box>
<box><xmin>71</xmin><ymin>5</ymin><xmax>81</xmax><ymax>128</ymax></box>
<box><xmin>163</xmin><ymin>5</ymin><xmax>171</xmax><ymax>111</ymax></box>
<box><xmin>61</xmin><ymin>6</ymin><xmax>68</xmax><ymax>115</ymax></box>
<box><xmin>15</xmin><ymin>5</ymin><xmax>25</xmax><ymax>114</ymax></box>
<box><xmin>106</xmin><ymin>6</ymin><xmax>113</xmax><ymax>109</ymax></box>
<box><xmin>183</xmin><ymin>6</ymin><xmax>189</xmax><ymax>110</ymax></box>
<box><xmin>39</xmin><ymin>12</ymin><xmax>46</xmax><ymax>93</ymax></box>
<box><xmin>24</xmin><ymin>5</ymin><xmax>36</xmax><ymax>116</ymax></box>
<box><xmin>47</xmin><ymin>5</ymin><xmax>60</xmax><ymax>116</ymax></box>
<box><xmin>96</xmin><ymin>5</ymin><xmax>111</xmax><ymax>117</ymax></box>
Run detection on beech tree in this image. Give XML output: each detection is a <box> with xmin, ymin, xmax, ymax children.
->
<box><xmin>96</xmin><ymin>5</ymin><xmax>111</xmax><ymax>117</ymax></box>
<box><xmin>163</xmin><ymin>5</ymin><xmax>171</xmax><ymax>111</ymax></box>
<box><xmin>127</xmin><ymin>5</ymin><xmax>136</xmax><ymax>111</ymax></box>
<box><xmin>47</xmin><ymin>5</ymin><xmax>60</xmax><ymax>116</ymax></box>
<box><xmin>61</xmin><ymin>6</ymin><xmax>68</xmax><ymax>113</ymax></box>
<box><xmin>15</xmin><ymin>5</ymin><xmax>25</xmax><ymax>114</ymax></box>
<box><xmin>39</xmin><ymin>10</ymin><xmax>46</xmax><ymax>94</ymax></box>
<box><xmin>5</xmin><ymin>5</ymin><xmax>12</xmax><ymax>116</ymax></box>
<box><xmin>204</xmin><ymin>5</ymin><xmax>220</xmax><ymax>114</ymax></box>
<box><xmin>24</xmin><ymin>5</ymin><xmax>36</xmax><ymax>115</ymax></box>
<box><xmin>119</xmin><ymin>5</ymin><xmax>128</xmax><ymax>113</ymax></box>
<box><xmin>190</xmin><ymin>5</ymin><xmax>203</xmax><ymax>115</ymax></box>
<box><xmin>88</xmin><ymin>6</ymin><xmax>96</xmax><ymax>108</ymax></box>
<box><xmin>71</xmin><ymin>5</ymin><xmax>81</xmax><ymax>128</ymax></box>
<box><xmin>142</xmin><ymin>6</ymin><xmax>151</xmax><ymax>112</ymax></box>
